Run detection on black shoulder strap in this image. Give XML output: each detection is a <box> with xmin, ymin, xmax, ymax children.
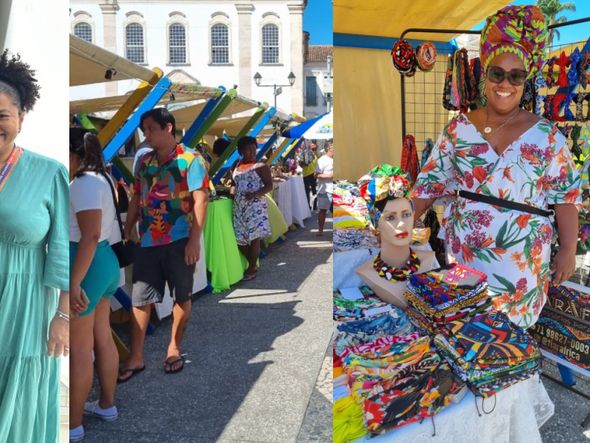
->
<box><xmin>101</xmin><ymin>171</ymin><xmax>125</xmax><ymax>238</ymax></box>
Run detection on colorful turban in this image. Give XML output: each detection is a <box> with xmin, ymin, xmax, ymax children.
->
<box><xmin>480</xmin><ymin>5</ymin><xmax>548</xmax><ymax>79</ymax></box>
<box><xmin>358</xmin><ymin>164</ymin><xmax>411</xmax><ymax>227</ymax></box>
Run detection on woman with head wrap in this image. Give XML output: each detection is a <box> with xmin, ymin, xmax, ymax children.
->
<box><xmin>356</xmin><ymin>165</ymin><xmax>436</xmax><ymax>307</ymax></box>
<box><xmin>0</xmin><ymin>50</ymin><xmax>69</xmax><ymax>441</ymax></box>
<box><xmin>412</xmin><ymin>6</ymin><xmax>581</xmax><ymax>329</ymax></box>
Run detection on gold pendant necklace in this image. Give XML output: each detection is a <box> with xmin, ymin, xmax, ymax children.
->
<box><xmin>483</xmin><ymin>108</ymin><xmax>521</xmax><ymax>136</ymax></box>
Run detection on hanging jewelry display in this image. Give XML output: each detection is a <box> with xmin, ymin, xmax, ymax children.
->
<box><xmin>391</xmin><ymin>39</ymin><xmax>416</xmax><ymax>76</ymax></box>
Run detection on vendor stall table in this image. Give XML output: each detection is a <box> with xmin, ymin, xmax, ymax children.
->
<box><xmin>274</xmin><ymin>175</ymin><xmax>312</xmax><ymax>227</ymax></box>
<box><xmin>204</xmin><ymin>198</ymin><xmax>245</xmax><ymax>293</ymax></box>
<box><xmin>265</xmin><ymin>194</ymin><xmax>289</xmax><ymax>245</ymax></box>
<box><xmin>354</xmin><ymin>374</ymin><xmax>553</xmax><ymax>443</ymax></box>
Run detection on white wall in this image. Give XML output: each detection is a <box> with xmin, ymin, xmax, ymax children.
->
<box><xmin>5</xmin><ymin>0</ymin><xmax>69</xmax><ymax>166</ymax></box>
<box><xmin>70</xmin><ymin>0</ymin><xmax>303</xmax><ymax>114</ymax></box>
<box><xmin>304</xmin><ymin>60</ymin><xmax>330</xmax><ymax>117</ymax></box>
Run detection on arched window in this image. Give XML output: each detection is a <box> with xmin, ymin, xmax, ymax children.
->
<box><xmin>126</xmin><ymin>23</ymin><xmax>145</xmax><ymax>63</ymax></box>
<box><xmin>74</xmin><ymin>22</ymin><xmax>92</xmax><ymax>42</ymax></box>
<box><xmin>262</xmin><ymin>24</ymin><xmax>279</xmax><ymax>64</ymax></box>
<box><xmin>211</xmin><ymin>24</ymin><xmax>229</xmax><ymax>64</ymax></box>
<box><xmin>169</xmin><ymin>23</ymin><xmax>186</xmax><ymax>64</ymax></box>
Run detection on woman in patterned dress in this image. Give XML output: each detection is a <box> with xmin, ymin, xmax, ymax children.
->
<box><xmin>411</xmin><ymin>6</ymin><xmax>581</xmax><ymax>329</ymax></box>
<box><xmin>232</xmin><ymin>136</ymin><xmax>273</xmax><ymax>281</ymax></box>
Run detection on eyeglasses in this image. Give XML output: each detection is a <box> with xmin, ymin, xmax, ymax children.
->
<box><xmin>486</xmin><ymin>66</ymin><xmax>528</xmax><ymax>86</ymax></box>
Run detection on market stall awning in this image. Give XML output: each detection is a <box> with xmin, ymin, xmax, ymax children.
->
<box><xmin>282</xmin><ymin>112</ymin><xmax>330</xmax><ymax>138</ymax></box>
<box><xmin>334</xmin><ymin>0</ymin><xmax>510</xmax><ymax>42</ymax></box>
<box><xmin>70</xmin><ymin>34</ymin><xmax>155</xmax><ymax>86</ymax></box>
<box><xmin>70</xmin><ymin>83</ymin><xmax>223</xmax><ymax>115</ymax></box>
<box><xmin>170</xmin><ymin>94</ymin><xmax>261</xmax><ymax>131</ymax></box>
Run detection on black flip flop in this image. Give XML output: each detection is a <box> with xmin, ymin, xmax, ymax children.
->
<box><xmin>117</xmin><ymin>365</ymin><xmax>145</xmax><ymax>384</ymax></box>
<box><xmin>164</xmin><ymin>356</ymin><xmax>185</xmax><ymax>374</ymax></box>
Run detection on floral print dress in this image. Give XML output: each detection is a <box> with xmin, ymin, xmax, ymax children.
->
<box><xmin>412</xmin><ymin>114</ymin><xmax>581</xmax><ymax>328</ymax></box>
<box><xmin>232</xmin><ymin>162</ymin><xmax>271</xmax><ymax>246</ymax></box>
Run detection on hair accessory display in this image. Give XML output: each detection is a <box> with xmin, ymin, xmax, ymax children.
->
<box><xmin>563</xmin><ymin>93</ymin><xmax>576</xmax><ymax>122</ymax></box>
<box><xmin>535</xmin><ymin>93</ymin><xmax>545</xmax><ymax>116</ymax></box>
<box><xmin>401</xmin><ymin>134</ymin><xmax>419</xmax><ymax>182</ymax></box>
<box><xmin>519</xmin><ymin>78</ymin><xmax>535</xmax><ymax>110</ymax></box>
<box><xmin>543</xmin><ymin>94</ymin><xmax>554</xmax><ymax>120</ymax></box>
<box><xmin>556</xmin><ymin>51</ymin><xmax>570</xmax><ymax>87</ymax></box>
<box><xmin>568</xmin><ymin>48</ymin><xmax>581</xmax><ymax>88</ymax></box>
<box><xmin>373</xmin><ymin>250</ymin><xmax>421</xmax><ymax>282</ymax></box>
<box><xmin>545</xmin><ymin>57</ymin><xmax>556</xmax><ymax>88</ymax></box>
<box><xmin>391</xmin><ymin>39</ymin><xmax>416</xmax><ymax>75</ymax></box>
<box><xmin>578</xmin><ymin>52</ymin><xmax>590</xmax><ymax>88</ymax></box>
<box><xmin>480</xmin><ymin>5</ymin><xmax>547</xmax><ymax>79</ymax></box>
<box><xmin>416</xmin><ymin>42</ymin><xmax>437</xmax><ymax>72</ymax></box>
<box><xmin>421</xmin><ymin>139</ymin><xmax>435</xmax><ymax>169</ymax></box>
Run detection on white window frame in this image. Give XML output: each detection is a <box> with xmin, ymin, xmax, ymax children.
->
<box><xmin>260</xmin><ymin>13</ymin><xmax>282</xmax><ymax>65</ymax></box>
<box><xmin>71</xmin><ymin>11</ymin><xmax>94</xmax><ymax>43</ymax></box>
<box><xmin>124</xmin><ymin>12</ymin><xmax>147</xmax><ymax>65</ymax></box>
<box><xmin>167</xmin><ymin>12</ymin><xmax>189</xmax><ymax>65</ymax></box>
<box><xmin>208</xmin><ymin>12</ymin><xmax>232</xmax><ymax>66</ymax></box>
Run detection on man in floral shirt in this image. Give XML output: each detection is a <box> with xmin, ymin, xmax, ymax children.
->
<box><xmin>119</xmin><ymin>108</ymin><xmax>209</xmax><ymax>380</ymax></box>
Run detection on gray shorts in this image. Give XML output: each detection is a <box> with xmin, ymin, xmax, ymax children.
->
<box><xmin>317</xmin><ymin>192</ymin><xmax>333</xmax><ymax>211</ymax></box>
<box><xmin>131</xmin><ymin>238</ymin><xmax>195</xmax><ymax>307</ymax></box>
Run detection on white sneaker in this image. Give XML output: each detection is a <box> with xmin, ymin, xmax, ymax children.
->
<box><xmin>84</xmin><ymin>400</ymin><xmax>119</xmax><ymax>421</ymax></box>
<box><xmin>69</xmin><ymin>425</ymin><xmax>85</xmax><ymax>442</ymax></box>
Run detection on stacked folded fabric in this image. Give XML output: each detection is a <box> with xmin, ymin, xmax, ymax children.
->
<box><xmin>333</xmin><ymin>181</ymin><xmax>371</xmax><ymax>230</ymax></box>
<box><xmin>405</xmin><ymin>265</ymin><xmax>492</xmax><ymax>334</ymax></box>
<box><xmin>333</xmin><ymin>286</ymin><xmax>392</xmax><ymax>322</ymax></box>
<box><xmin>342</xmin><ymin>333</ymin><xmax>466</xmax><ymax>434</ymax></box>
<box><xmin>434</xmin><ymin>311</ymin><xmax>541</xmax><ymax>397</ymax></box>
<box><xmin>333</xmin><ymin>228</ymin><xmax>379</xmax><ymax>252</ymax></box>
<box><xmin>334</xmin><ymin>308</ymin><xmax>414</xmax><ymax>357</ymax></box>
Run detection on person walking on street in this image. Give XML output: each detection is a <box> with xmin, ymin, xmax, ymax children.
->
<box><xmin>315</xmin><ymin>144</ymin><xmax>334</xmax><ymax>236</ymax></box>
<box><xmin>118</xmin><ymin>108</ymin><xmax>209</xmax><ymax>381</ymax></box>
<box><xmin>300</xmin><ymin>140</ymin><xmax>318</xmax><ymax>210</ymax></box>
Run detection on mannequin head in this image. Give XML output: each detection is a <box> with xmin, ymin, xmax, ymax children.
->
<box><xmin>376</xmin><ymin>197</ymin><xmax>414</xmax><ymax>247</ymax></box>
<box><xmin>358</xmin><ymin>164</ymin><xmax>412</xmax><ymax>233</ymax></box>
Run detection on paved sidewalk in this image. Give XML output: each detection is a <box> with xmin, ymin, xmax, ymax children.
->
<box><xmin>82</xmin><ymin>215</ymin><xmax>333</xmax><ymax>443</ymax></box>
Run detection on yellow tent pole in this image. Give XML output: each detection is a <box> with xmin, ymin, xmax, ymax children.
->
<box><xmin>97</xmin><ymin>68</ymin><xmax>163</xmax><ymax>148</ymax></box>
<box><xmin>280</xmin><ymin>138</ymin><xmax>302</xmax><ymax>159</ymax></box>
<box><xmin>267</xmin><ymin>138</ymin><xmax>292</xmax><ymax>165</ymax></box>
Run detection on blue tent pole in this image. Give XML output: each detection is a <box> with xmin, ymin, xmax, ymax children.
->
<box><xmin>271</xmin><ymin>138</ymin><xmax>300</xmax><ymax>165</ymax></box>
<box><xmin>102</xmin><ymin>76</ymin><xmax>172</xmax><ymax>162</ymax></box>
<box><xmin>180</xmin><ymin>89</ymin><xmax>226</xmax><ymax>147</ymax></box>
<box><xmin>256</xmin><ymin>131</ymin><xmax>279</xmax><ymax>161</ymax></box>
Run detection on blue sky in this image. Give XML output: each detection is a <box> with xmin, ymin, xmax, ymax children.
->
<box><xmin>303</xmin><ymin>0</ymin><xmax>333</xmax><ymax>45</ymax></box>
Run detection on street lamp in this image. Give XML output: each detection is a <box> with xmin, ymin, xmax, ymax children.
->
<box><xmin>253</xmin><ymin>71</ymin><xmax>296</xmax><ymax>109</ymax></box>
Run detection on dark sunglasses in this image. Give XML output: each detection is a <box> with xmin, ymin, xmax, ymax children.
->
<box><xmin>486</xmin><ymin>66</ymin><xmax>528</xmax><ymax>86</ymax></box>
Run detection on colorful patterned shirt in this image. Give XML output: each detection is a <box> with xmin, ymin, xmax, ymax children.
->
<box><xmin>133</xmin><ymin>144</ymin><xmax>208</xmax><ymax>247</ymax></box>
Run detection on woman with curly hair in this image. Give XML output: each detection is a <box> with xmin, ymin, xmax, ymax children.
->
<box><xmin>0</xmin><ymin>50</ymin><xmax>69</xmax><ymax>442</ymax></box>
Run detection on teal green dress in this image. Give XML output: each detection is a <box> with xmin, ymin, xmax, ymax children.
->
<box><xmin>0</xmin><ymin>149</ymin><xmax>69</xmax><ymax>442</ymax></box>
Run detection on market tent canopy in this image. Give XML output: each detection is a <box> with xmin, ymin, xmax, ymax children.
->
<box><xmin>334</xmin><ymin>0</ymin><xmax>511</xmax><ymax>42</ymax></box>
<box><xmin>70</xmin><ymin>34</ymin><xmax>155</xmax><ymax>86</ymax></box>
<box><xmin>70</xmin><ymin>83</ymin><xmax>223</xmax><ymax>115</ymax></box>
<box><xmin>282</xmin><ymin>112</ymin><xmax>333</xmax><ymax>139</ymax></box>
<box><xmin>170</xmin><ymin>94</ymin><xmax>261</xmax><ymax>131</ymax></box>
